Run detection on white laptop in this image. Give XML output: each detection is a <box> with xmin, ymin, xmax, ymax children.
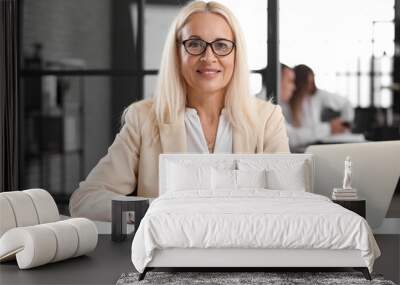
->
<box><xmin>306</xmin><ymin>141</ymin><xmax>400</xmax><ymax>229</ymax></box>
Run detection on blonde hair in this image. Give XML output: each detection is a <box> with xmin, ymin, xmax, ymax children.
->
<box><xmin>154</xmin><ymin>0</ymin><xmax>256</xmax><ymax>136</ymax></box>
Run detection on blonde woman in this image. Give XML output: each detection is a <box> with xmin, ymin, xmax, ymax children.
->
<box><xmin>69</xmin><ymin>1</ymin><xmax>289</xmax><ymax>221</ymax></box>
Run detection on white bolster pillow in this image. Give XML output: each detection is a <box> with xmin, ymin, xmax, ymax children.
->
<box><xmin>1</xmin><ymin>191</ymin><xmax>40</xmax><ymax>227</ymax></box>
<box><xmin>23</xmin><ymin>189</ymin><xmax>59</xmax><ymax>224</ymax></box>
<box><xmin>0</xmin><ymin>226</ymin><xmax>57</xmax><ymax>268</ymax></box>
<box><xmin>0</xmin><ymin>218</ymin><xmax>98</xmax><ymax>269</ymax></box>
<box><xmin>63</xmin><ymin>218</ymin><xmax>98</xmax><ymax>257</ymax></box>
<box><xmin>0</xmin><ymin>189</ymin><xmax>60</xmax><ymax>237</ymax></box>
<box><xmin>42</xmin><ymin>221</ymin><xmax>79</xmax><ymax>262</ymax></box>
<box><xmin>0</xmin><ymin>196</ymin><xmax>17</xmax><ymax>237</ymax></box>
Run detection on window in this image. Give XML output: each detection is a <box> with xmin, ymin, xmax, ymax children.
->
<box><xmin>280</xmin><ymin>0</ymin><xmax>395</xmax><ymax>107</ymax></box>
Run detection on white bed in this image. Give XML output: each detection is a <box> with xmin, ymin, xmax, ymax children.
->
<box><xmin>131</xmin><ymin>154</ymin><xmax>380</xmax><ymax>280</ymax></box>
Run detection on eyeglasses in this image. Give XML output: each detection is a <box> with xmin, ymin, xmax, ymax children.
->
<box><xmin>181</xmin><ymin>38</ymin><xmax>235</xmax><ymax>56</ymax></box>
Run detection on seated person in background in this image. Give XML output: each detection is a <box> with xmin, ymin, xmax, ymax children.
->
<box><xmin>279</xmin><ymin>64</ymin><xmax>318</xmax><ymax>151</ymax></box>
<box><xmin>280</xmin><ymin>64</ymin><xmax>354</xmax><ymax>152</ymax></box>
<box><xmin>69</xmin><ymin>1</ymin><xmax>290</xmax><ymax>222</ymax></box>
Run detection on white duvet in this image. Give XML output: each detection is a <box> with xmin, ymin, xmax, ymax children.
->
<box><xmin>131</xmin><ymin>190</ymin><xmax>380</xmax><ymax>273</ymax></box>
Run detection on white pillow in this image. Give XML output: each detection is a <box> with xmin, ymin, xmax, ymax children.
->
<box><xmin>211</xmin><ymin>169</ymin><xmax>268</xmax><ymax>190</ymax></box>
<box><xmin>167</xmin><ymin>163</ymin><xmax>212</xmax><ymax>191</ymax></box>
<box><xmin>267</xmin><ymin>167</ymin><xmax>306</xmax><ymax>191</ymax></box>
<box><xmin>237</xmin><ymin>159</ymin><xmax>308</xmax><ymax>192</ymax></box>
<box><xmin>237</xmin><ymin>169</ymin><xmax>268</xmax><ymax>189</ymax></box>
<box><xmin>212</xmin><ymin>168</ymin><xmax>236</xmax><ymax>190</ymax></box>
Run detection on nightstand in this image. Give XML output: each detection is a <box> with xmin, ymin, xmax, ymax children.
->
<box><xmin>111</xmin><ymin>197</ymin><xmax>150</xmax><ymax>242</ymax></box>
<box><xmin>332</xmin><ymin>199</ymin><xmax>366</xmax><ymax>218</ymax></box>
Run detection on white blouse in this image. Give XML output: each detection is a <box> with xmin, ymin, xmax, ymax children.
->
<box><xmin>281</xmin><ymin>89</ymin><xmax>354</xmax><ymax>151</ymax></box>
<box><xmin>184</xmin><ymin>107</ymin><xmax>233</xmax><ymax>154</ymax></box>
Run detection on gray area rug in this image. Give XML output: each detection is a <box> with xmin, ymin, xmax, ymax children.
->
<box><xmin>116</xmin><ymin>272</ymin><xmax>396</xmax><ymax>285</ymax></box>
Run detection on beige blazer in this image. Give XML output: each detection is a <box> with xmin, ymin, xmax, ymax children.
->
<box><xmin>69</xmin><ymin>98</ymin><xmax>290</xmax><ymax>221</ymax></box>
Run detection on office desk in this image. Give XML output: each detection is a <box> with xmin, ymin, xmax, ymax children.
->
<box><xmin>0</xmin><ymin>235</ymin><xmax>133</xmax><ymax>285</ymax></box>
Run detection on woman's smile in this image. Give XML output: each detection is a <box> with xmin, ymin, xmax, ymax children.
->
<box><xmin>196</xmin><ymin>67</ymin><xmax>222</xmax><ymax>79</ymax></box>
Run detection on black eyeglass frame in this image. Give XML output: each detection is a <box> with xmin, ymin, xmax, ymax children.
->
<box><xmin>181</xmin><ymin>38</ymin><xmax>236</xmax><ymax>56</ymax></box>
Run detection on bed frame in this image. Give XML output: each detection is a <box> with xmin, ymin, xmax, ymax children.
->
<box><xmin>139</xmin><ymin>248</ymin><xmax>371</xmax><ymax>280</ymax></box>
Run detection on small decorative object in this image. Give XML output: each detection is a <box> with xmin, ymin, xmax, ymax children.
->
<box><xmin>332</xmin><ymin>156</ymin><xmax>358</xmax><ymax>200</ymax></box>
<box><xmin>342</xmin><ymin>156</ymin><xmax>352</xmax><ymax>190</ymax></box>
